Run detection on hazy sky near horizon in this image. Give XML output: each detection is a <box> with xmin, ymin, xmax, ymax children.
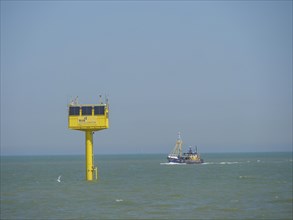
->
<box><xmin>1</xmin><ymin>1</ymin><xmax>292</xmax><ymax>155</ymax></box>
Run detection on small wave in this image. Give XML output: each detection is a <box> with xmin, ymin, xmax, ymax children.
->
<box><xmin>115</xmin><ymin>199</ymin><xmax>123</xmax><ymax>202</ymax></box>
<box><xmin>57</xmin><ymin>175</ymin><xmax>62</xmax><ymax>182</ymax></box>
<box><xmin>239</xmin><ymin>175</ymin><xmax>255</xmax><ymax>179</ymax></box>
<box><xmin>230</xmin><ymin>199</ymin><xmax>239</xmax><ymax>203</ymax></box>
<box><xmin>219</xmin><ymin>162</ymin><xmax>239</xmax><ymax>165</ymax></box>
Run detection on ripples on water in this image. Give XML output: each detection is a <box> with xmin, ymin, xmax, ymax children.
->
<box><xmin>1</xmin><ymin>153</ymin><xmax>292</xmax><ymax>219</ymax></box>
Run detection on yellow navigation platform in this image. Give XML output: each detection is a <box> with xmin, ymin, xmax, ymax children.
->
<box><xmin>68</xmin><ymin>96</ymin><xmax>109</xmax><ymax>181</ymax></box>
<box><xmin>68</xmin><ymin>104</ymin><xmax>109</xmax><ymax>131</ymax></box>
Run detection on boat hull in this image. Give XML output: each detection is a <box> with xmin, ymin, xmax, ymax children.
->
<box><xmin>167</xmin><ymin>156</ymin><xmax>203</xmax><ymax>164</ymax></box>
<box><xmin>167</xmin><ymin>157</ymin><xmax>184</xmax><ymax>163</ymax></box>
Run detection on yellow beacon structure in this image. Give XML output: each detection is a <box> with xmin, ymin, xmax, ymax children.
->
<box><xmin>68</xmin><ymin>96</ymin><xmax>109</xmax><ymax>181</ymax></box>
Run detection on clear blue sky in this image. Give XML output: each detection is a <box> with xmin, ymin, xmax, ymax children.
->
<box><xmin>1</xmin><ymin>1</ymin><xmax>292</xmax><ymax>155</ymax></box>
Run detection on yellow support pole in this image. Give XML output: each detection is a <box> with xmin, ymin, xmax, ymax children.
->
<box><xmin>85</xmin><ymin>130</ymin><xmax>94</xmax><ymax>181</ymax></box>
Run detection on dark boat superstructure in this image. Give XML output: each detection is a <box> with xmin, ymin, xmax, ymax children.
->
<box><xmin>167</xmin><ymin>133</ymin><xmax>204</xmax><ymax>164</ymax></box>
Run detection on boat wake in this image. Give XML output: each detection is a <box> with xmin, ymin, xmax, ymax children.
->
<box><xmin>219</xmin><ymin>161</ymin><xmax>239</xmax><ymax>165</ymax></box>
<box><xmin>160</xmin><ymin>162</ymin><xmax>187</xmax><ymax>165</ymax></box>
<box><xmin>160</xmin><ymin>161</ymin><xmax>241</xmax><ymax>165</ymax></box>
<box><xmin>202</xmin><ymin>161</ymin><xmax>243</xmax><ymax>165</ymax></box>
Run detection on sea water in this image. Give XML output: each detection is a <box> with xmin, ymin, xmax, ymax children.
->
<box><xmin>1</xmin><ymin>153</ymin><xmax>292</xmax><ymax>219</ymax></box>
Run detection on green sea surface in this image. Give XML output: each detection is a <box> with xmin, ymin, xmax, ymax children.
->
<box><xmin>1</xmin><ymin>152</ymin><xmax>292</xmax><ymax>219</ymax></box>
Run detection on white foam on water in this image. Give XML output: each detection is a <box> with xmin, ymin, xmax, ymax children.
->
<box><xmin>219</xmin><ymin>162</ymin><xmax>239</xmax><ymax>165</ymax></box>
<box><xmin>57</xmin><ymin>175</ymin><xmax>62</xmax><ymax>182</ymax></box>
<box><xmin>239</xmin><ymin>175</ymin><xmax>245</xmax><ymax>179</ymax></box>
<box><xmin>160</xmin><ymin>162</ymin><xmax>187</xmax><ymax>165</ymax></box>
<box><xmin>115</xmin><ymin>199</ymin><xmax>123</xmax><ymax>202</ymax></box>
<box><xmin>202</xmin><ymin>161</ymin><xmax>240</xmax><ymax>165</ymax></box>
<box><xmin>239</xmin><ymin>175</ymin><xmax>255</xmax><ymax>179</ymax></box>
<box><xmin>202</xmin><ymin>162</ymin><xmax>214</xmax><ymax>165</ymax></box>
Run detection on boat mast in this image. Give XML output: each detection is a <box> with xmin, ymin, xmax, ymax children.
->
<box><xmin>177</xmin><ymin>132</ymin><xmax>183</xmax><ymax>157</ymax></box>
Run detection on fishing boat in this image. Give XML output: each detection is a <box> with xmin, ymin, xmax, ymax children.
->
<box><xmin>167</xmin><ymin>133</ymin><xmax>204</xmax><ymax>164</ymax></box>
